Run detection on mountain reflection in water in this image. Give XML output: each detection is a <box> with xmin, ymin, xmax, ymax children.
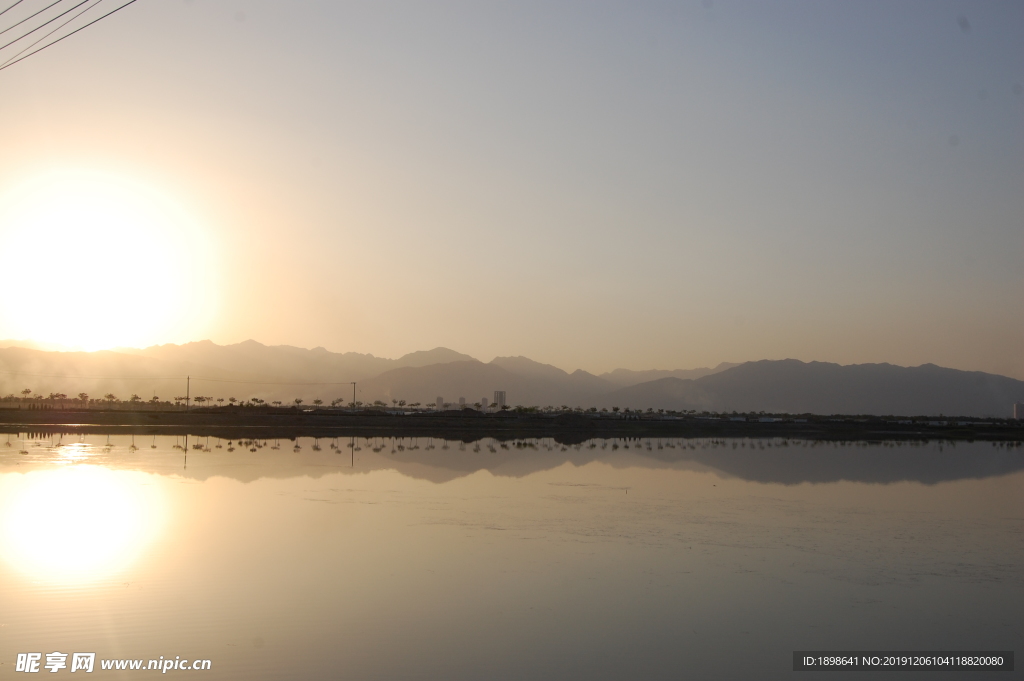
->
<box><xmin>1</xmin><ymin>434</ymin><xmax>1020</xmax><ymax>680</ymax></box>
<box><xmin>4</xmin><ymin>432</ymin><xmax>1022</xmax><ymax>485</ymax></box>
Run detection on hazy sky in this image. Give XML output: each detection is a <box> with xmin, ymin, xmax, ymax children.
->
<box><xmin>0</xmin><ymin>0</ymin><xmax>1021</xmax><ymax>377</ymax></box>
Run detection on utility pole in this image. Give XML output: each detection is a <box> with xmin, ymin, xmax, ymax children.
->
<box><xmin>186</xmin><ymin>376</ymin><xmax>190</xmax><ymax>412</ymax></box>
<box><xmin>352</xmin><ymin>382</ymin><xmax>356</xmax><ymax>410</ymax></box>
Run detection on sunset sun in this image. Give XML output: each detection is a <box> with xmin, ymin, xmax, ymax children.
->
<box><xmin>0</xmin><ymin>170</ymin><xmax>217</xmax><ymax>350</ymax></box>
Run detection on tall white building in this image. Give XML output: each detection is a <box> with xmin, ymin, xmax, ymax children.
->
<box><xmin>494</xmin><ymin>391</ymin><xmax>506</xmax><ymax>408</ymax></box>
<box><xmin>436</xmin><ymin>396</ymin><xmax>443</xmax><ymax>410</ymax></box>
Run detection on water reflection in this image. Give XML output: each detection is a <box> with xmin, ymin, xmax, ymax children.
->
<box><xmin>0</xmin><ymin>434</ymin><xmax>1020</xmax><ymax>680</ymax></box>
<box><xmin>0</xmin><ymin>466</ymin><xmax>165</xmax><ymax>584</ymax></box>
<box><xmin>3</xmin><ymin>432</ymin><xmax>1019</xmax><ymax>486</ymax></box>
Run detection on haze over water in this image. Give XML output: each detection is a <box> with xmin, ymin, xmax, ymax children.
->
<box><xmin>1</xmin><ymin>434</ymin><xmax>1020</xmax><ymax>679</ymax></box>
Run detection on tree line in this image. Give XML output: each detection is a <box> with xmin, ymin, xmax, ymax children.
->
<box><xmin>1</xmin><ymin>388</ymin><xmax>709</xmax><ymax>416</ymax></box>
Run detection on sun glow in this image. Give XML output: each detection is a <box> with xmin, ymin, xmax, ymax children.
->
<box><xmin>0</xmin><ymin>170</ymin><xmax>219</xmax><ymax>350</ymax></box>
<box><xmin>0</xmin><ymin>466</ymin><xmax>166</xmax><ymax>584</ymax></box>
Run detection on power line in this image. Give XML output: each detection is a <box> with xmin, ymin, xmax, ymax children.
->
<box><xmin>0</xmin><ymin>0</ymin><xmax>139</xmax><ymax>73</ymax></box>
<box><xmin>0</xmin><ymin>0</ymin><xmax>93</xmax><ymax>52</ymax></box>
<box><xmin>0</xmin><ymin>0</ymin><xmax>28</xmax><ymax>19</ymax></box>
<box><xmin>0</xmin><ymin>0</ymin><xmax>102</xmax><ymax>68</ymax></box>
<box><xmin>187</xmin><ymin>378</ymin><xmax>359</xmax><ymax>386</ymax></box>
<box><xmin>0</xmin><ymin>0</ymin><xmax>64</xmax><ymax>38</ymax></box>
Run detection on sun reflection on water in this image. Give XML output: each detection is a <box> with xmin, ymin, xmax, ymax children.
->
<box><xmin>55</xmin><ymin>442</ymin><xmax>99</xmax><ymax>463</ymax></box>
<box><xmin>0</xmin><ymin>466</ymin><xmax>166</xmax><ymax>584</ymax></box>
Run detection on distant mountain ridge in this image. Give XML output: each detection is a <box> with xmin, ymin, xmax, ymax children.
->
<box><xmin>600</xmin><ymin>360</ymin><xmax>1024</xmax><ymax>417</ymax></box>
<box><xmin>0</xmin><ymin>341</ymin><xmax>1021</xmax><ymax>417</ymax></box>
<box><xmin>598</xmin><ymin>363</ymin><xmax>739</xmax><ymax>387</ymax></box>
<box><xmin>117</xmin><ymin>340</ymin><xmax>476</xmax><ymax>383</ymax></box>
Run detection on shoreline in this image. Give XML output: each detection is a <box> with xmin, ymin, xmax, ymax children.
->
<box><xmin>1</xmin><ymin>408</ymin><xmax>1022</xmax><ymax>443</ymax></box>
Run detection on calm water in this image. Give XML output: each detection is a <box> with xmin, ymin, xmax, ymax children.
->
<box><xmin>1</xmin><ymin>434</ymin><xmax>1021</xmax><ymax>680</ymax></box>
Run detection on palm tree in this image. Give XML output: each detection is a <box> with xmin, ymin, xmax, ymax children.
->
<box><xmin>312</xmin><ymin>399</ymin><xmax>323</xmax><ymax>409</ymax></box>
<box><xmin>272</xmin><ymin>401</ymin><xmax>282</xmax><ymax>407</ymax></box>
<box><xmin>228</xmin><ymin>397</ymin><xmax>237</xmax><ymax>406</ymax></box>
<box><xmin>20</xmin><ymin>388</ymin><xmax>31</xmax><ymax>401</ymax></box>
<box><xmin>104</xmin><ymin>393</ymin><xmax>118</xmax><ymax>403</ymax></box>
<box><xmin>294</xmin><ymin>398</ymin><xmax>303</xmax><ymax>407</ymax></box>
<box><xmin>78</xmin><ymin>392</ymin><xmax>89</xmax><ymax>404</ymax></box>
<box><xmin>217</xmin><ymin>398</ymin><xmax>224</xmax><ymax>407</ymax></box>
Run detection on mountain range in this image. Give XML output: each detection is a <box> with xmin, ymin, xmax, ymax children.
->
<box><xmin>0</xmin><ymin>340</ymin><xmax>1021</xmax><ymax>417</ymax></box>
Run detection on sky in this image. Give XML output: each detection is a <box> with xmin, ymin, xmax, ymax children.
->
<box><xmin>0</xmin><ymin>0</ymin><xmax>1021</xmax><ymax>377</ymax></box>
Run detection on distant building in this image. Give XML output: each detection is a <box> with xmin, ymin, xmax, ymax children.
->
<box><xmin>494</xmin><ymin>391</ymin><xmax>506</xmax><ymax>408</ymax></box>
<box><xmin>459</xmin><ymin>397</ymin><xmax>466</xmax><ymax>407</ymax></box>
<box><xmin>1015</xmin><ymin>403</ymin><xmax>1024</xmax><ymax>420</ymax></box>
<box><xmin>482</xmin><ymin>397</ymin><xmax>489</xmax><ymax>410</ymax></box>
<box><xmin>436</xmin><ymin>396</ymin><xmax>443</xmax><ymax>410</ymax></box>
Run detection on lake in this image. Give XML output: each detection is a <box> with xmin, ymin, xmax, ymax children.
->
<box><xmin>1</xmin><ymin>433</ymin><xmax>1021</xmax><ymax>679</ymax></box>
